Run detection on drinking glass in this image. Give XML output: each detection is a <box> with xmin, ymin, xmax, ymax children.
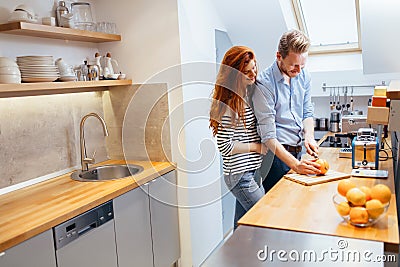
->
<box><xmin>71</xmin><ymin>2</ymin><xmax>94</xmax><ymax>30</ymax></box>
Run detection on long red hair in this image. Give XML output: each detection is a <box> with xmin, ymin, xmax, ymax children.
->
<box><xmin>209</xmin><ymin>46</ymin><xmax>257</xmax><ymax>136</ymax></box>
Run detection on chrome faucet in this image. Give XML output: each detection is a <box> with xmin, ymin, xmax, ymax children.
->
<box><xmin>79</xmin><ymin>113</ymin><xmax>109</xmax><ymax>171</ymax></box>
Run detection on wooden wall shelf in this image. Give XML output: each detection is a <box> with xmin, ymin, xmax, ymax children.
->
<box><xmin>0</xmin><ymin>80</ymin><xmax>132</xmax><ymax>98</ymax></box>
<box><xmin>0</xmin><ymin>22</ymin><xmax>121</xmax><ymax>43</ymax></box>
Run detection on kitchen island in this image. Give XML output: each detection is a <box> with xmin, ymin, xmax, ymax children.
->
<box><xmin>203</xmin><ymin>144</ymin><xmax>399</xmax><ymax>266</ymax></box>
<box><xmin>239</xmin><ymin>146</ymin><xmax>399</xmax><ymax>247</ymax></box>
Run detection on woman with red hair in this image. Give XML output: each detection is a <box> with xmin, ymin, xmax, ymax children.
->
<box><xmin>210</xmin><ymin>46</ymin><xmax>266</xmax><ymax>229</ymax></box>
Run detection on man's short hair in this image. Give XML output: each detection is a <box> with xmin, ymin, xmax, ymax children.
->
<box><xmin>278</xmin><ymin>29</ymin><xmax>310</xmax><ymax>58</ymax></box>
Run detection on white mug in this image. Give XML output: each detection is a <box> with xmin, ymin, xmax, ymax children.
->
<box><xmin>55</xmin><ymin>58</ymin><xmax>74</xmax><ymax>76</ymax></box>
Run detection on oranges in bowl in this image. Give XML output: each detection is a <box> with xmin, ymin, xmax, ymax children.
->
<box><xmin>333</xmin><ymin>181</ymin><xmax>391</xmax><ymax>227</ymax></box>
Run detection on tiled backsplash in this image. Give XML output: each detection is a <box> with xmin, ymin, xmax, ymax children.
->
<box><xmin>103</xmin><ymin>83</ymin><xmax>172</xmax><ymax>162</ymax></box>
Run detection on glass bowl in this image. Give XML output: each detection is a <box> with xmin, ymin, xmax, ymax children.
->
<box><xmin>332</xmin><ymin>194</ymin><xmax>390</xmax><ymax>227</ymax></box>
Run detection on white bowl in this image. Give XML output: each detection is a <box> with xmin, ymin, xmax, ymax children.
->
<box><xmin>9</xmin><ymin>10</ymin><xmax>29</xmax><ymax>21</ymax></box>
<box><xmin>0</xmin><ymin>66</ymin><xmax>20</xmax><ymax>75</ymax></box>
<box><xmin>0</xmin><ymin>57</ymin><xmax>18</xmax><ymax>68</ymax></box>
<box><xmin>333</xmin><ymin>194</ymin><xmax>390</xmax><ymax>227</ymax></box>
<box><xmin>14</xmin><ymin>4</ymin><xmax>35</xmax><ymax>18</ymax></box>
<box><xmin>0</xmin><ymin>74</ymin><xmax>21</xmax><ymax>84</ymax></box>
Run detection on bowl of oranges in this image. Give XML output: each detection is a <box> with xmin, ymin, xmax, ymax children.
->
<box><xmin>333</xmin><ymin>180</ymin><xmax>391</xmax><ymax>227</ymax></box>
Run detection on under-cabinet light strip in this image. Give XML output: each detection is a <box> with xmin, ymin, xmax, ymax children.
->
<box><xmin>0</xmin><ymin>166</ymin><xmax>79</xmax><ymax>195</ymax></box>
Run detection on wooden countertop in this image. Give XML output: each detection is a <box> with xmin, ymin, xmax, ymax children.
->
<box><xmin>238</xmin><ymin>145</ymin><xmax>399</xmax><ymax>247</ymax></box>
<box><xmin>0</xmin><ymin>160</ymin><xmax>175</xmax><ymax>252</ymax></box>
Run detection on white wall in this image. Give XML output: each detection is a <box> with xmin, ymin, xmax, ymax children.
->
<box><xmin>212</xmin><ymin>0</ymin><xmax>287</xmax><ymax>70</ymax></box>
<box><xmin>360</xmin><ymin>0</ymin><xmax>400</xmax><ymax>74</ymax></box>
<box><xmin>94</xmin><ymin>0</ymin><xmax>182</xmax><ymax>84</ymax></box>
<box><xmin>177</xmin><ymin>1</ymin><xmax>226</xmax><ymax>266</ymax></box>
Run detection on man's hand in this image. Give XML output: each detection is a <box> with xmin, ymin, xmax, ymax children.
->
<box><xmin>304</xmin><ymin>137</ymin><xmax>319</xmax><ymax>158</ymax></box>
<box><xmin>303</xmin><ymin>117</ymin><xmax>319</xmax><ymax>157</ymax></box>
<box><xmin>293</xmin><ymin>158</ymin><xmax>321</xmax><ymax>175</ymax></box>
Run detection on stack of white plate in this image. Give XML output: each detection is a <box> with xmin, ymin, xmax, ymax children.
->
<box><xmin>17</xmin><ymin>56</ymin><xmax>60</xmax><ymax>82</ymax></box>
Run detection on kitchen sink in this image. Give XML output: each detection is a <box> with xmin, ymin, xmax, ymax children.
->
<box><xmin>71</xmin><ymin>164</ymin><xmax>144</xmax><ymax>182</ymax></box>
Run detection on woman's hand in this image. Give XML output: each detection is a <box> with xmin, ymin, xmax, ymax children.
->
<box><xmin>252</xmin><ymin>143</ymin><xmax>268</xmax><ymax>155</ymax></box>
<box><xmin>258</xmin><ymin>143</ymin><xmax>268</xmax><ymax>155</ymax></box>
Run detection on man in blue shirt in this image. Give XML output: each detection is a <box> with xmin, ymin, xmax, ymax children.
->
<box><xmin>252</xmin><ymin>29</ymin><xmax>321</xmax><ymax>193</ymax></box>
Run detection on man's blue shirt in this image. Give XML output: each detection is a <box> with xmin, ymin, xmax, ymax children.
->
<box><xmin>252</xmin><ymin>60</ymin><xmax>314</xmax><ymax>145</ymax></box>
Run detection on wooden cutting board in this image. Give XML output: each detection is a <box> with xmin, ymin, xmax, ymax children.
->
<box><xmin>284</xmin><ymin>170</ymin><xmax>351</xmax><ymax>186</ymax></box>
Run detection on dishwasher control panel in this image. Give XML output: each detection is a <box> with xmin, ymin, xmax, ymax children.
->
<box><xmin>53</xmin><ymin>200</ymin><xmax>114</xmax><ymax>250</ymax></box>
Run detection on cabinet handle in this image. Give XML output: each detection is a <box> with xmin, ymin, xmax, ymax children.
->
<box><xmin>0</xmin><ymin>251</ymin><xmax>5</xmax><ymax>257</ymax></box>
<box><xmin>143</xmin><ymin>178</ymin><xmax>158</xmax><ymax>186</ymax></box>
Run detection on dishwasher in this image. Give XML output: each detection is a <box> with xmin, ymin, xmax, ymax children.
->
<box><xmin>53</xmin><ymin>200</ymin><xmax>118</xmax><ymax>267</ymax></box>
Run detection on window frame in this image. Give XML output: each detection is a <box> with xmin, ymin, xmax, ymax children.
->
<box><xmin>291</xmin><ymin>0</ymin><xmax>362</xmax><ymax>55</ymax></box>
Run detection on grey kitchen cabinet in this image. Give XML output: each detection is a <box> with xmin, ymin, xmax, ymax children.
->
<box><xmin>113</xmin><ymin>182</ymin><xmax>154</xmax><ymax>267</ymax></box>
<box><xmin>0</xmin><ymin>229</ymin><xmax>56</xmax><ymax>267</ymax></box>
<box><xmin>149</xmin><ymin>170</ymin><xmax>180</xmax><ymax>267</ymax></box>
<box><xmin>113</xmin><ymin>170</ymin><xmax>180</xmax><ymax>267</ymax></box>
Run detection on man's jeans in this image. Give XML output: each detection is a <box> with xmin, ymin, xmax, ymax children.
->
<box><xmin>260</xmin><ymin>150</ymin><xmax>302</xmax><ymax>193</ymax></box>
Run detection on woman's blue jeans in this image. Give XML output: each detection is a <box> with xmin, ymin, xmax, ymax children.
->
<box><xmin>224</xmin><ymin>170</ymin><xmax>264</xmax><ymax>230</ymax></box>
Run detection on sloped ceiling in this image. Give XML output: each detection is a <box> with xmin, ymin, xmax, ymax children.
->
<box><xmin>211</xmin><ymin>0</ymin><xmax>288</xmax><ymax>69</ymax></box>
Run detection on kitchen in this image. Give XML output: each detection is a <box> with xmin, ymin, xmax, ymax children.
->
<box><xmin>0</xmin><ymin>0</ymin><xmax>400</xmax><ymax>266</ymax></box>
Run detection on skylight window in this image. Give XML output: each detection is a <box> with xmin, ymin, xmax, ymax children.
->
<box><xmin>291</xmin><ymin>0</ymin><xmax>361</xmax><ymax>54</ymax></box>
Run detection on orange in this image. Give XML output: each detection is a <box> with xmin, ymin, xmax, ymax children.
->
<box><xmin>337</xmin><ymin>179</ymin><xmax>356</xmax><ymax>197</ymax></box>
<box><xmin>349</xmin><ymin>207</ymin><xmax>369</xmax><ymax>224</ymax></box>
<box><xmin>315</xmin><ymin>158</ymin><xmax>329</xmax><ymax>175</ymax></box>
<box><xmin>365</xmin><ymin>199</ymin><xmax>385</xmax><ymax>219</ymax></box>
<box><xmin>359</xmin><ymin>186</ymin><xmax>372</xmax><ymax>201</ymax></box>
<box><xmin>336</xmin><ymin>201</ymin><xmax>351</xmax><ymax>216</ymax></box>
<box><xmin>370</xmin><ymin>184</ymin><xmax>391</xmax><ymax>204</ymax></box>
<box><xmin>346</xmin><ymin>188</ymin><xmax>366</xmax><ymax>206</ymax></box>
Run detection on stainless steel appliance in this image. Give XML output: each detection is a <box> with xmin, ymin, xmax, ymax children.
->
<box><xmin>313</xmin><ymin>117</ymin><xmax>319</xmax><ymax>130</ymax></box>
<box><xmin>341</xmin><ymin>115</ymin><xmax>368</xmax><ymax>133</ymax></box>
<box><xmin>330</xmin><ymin>112</ymin><xmax>340</xmax><ymax>132</ymax></box>
<box><xmin>319</xmin><ymin>117</ymin><xmax>328</xmax><ymax>131</ymax></box>
<box><xmin>352</xmin><ymin>128</ymin><xmax>379</xmax><ymax>169</ymax></box>
<box><xmin>53</xmin><ymin>200</ymin><xmax>118</xmax><ymax>267</ymax></box>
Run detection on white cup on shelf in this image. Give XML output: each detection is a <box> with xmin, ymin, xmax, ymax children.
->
<box><xmin>42</xmin><ymin>17</ymin><xmax>56</xmax><ymax>26</ymax></box>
